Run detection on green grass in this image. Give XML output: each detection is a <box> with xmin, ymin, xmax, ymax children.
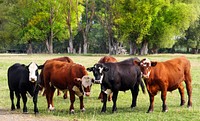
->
<box><xmin>0</xmin><ymin>53</ymin><xmax>200</xmax><ymax>121</ymax></box>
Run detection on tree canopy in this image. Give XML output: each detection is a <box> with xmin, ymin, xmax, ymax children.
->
<box><xmin>0</xmin><ymin>0</ymin><xmax>199</xmax><ymax>54</ymax></box>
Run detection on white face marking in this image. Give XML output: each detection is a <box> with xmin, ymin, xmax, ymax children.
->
<box><xmin>81</xmin><ymin>75</ymin><xmax>93</xmax><ymax>88</ymax></box>
<box><xmin>142</xmin><ymin>70</ymin><xmax>151</xmax><ymax>79</ymax></box>
<box><xmin>142</xmin><ymin>58</ymin><xmax>151</xmax><ymax>67</ymax></box>
<box><xmin>94</xmin><ymin>75</ymin><xmax>104</xmax><ymax>84</ymax></box>
<box><xmin>99</xmin><ymin>67</ymin><xmax>103</xmax><ymax>73</ymax></box>
<box><xmin>28</xmin><ymin>62</ymin><xmax>38</xmax><ymax>82</ymax></box>
<box><xmin>141</xmin><ymin>58</ymin><xmax>152</xmax><ymax>79</ymax></box>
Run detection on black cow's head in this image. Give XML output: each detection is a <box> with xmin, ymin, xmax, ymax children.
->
<box><xmin>27</xmin><ymin>62</ymin><xmax>43</xmax><ymax>83</ymax></box>
<box><xmin>134</xmin><ymin>58</ymin><xmax>157</xmax><ymax>79</ymax></box>
<box><xmin>87</xmin><ymin>63</ymin><xmax>109</xmax><ymax>84</ymax></box>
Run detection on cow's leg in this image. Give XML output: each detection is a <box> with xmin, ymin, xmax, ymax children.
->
<box><xmin>33</xmin><ymin>85</ymin><xmax>39</xmax><ymax>114</ymax></box>
<box><xmin>101</xmin><ymin>92</ymin><xmax>107</xmax><ymax>113</ymax></box>
<box><xmin>69</xmin><ymin>90</ymin><xmax>75</xmax><ymax>114</ymax></box>
<box><xmin>57</xmin><ymin>89</ymin><xmax>61</xmax><ymax>96</ymax></box>
<box><xmin>147</xmin><ymin>92</ymin><xmax>154</xmax><ymax>113</ymax></box>
<box><xmin>131</xmin><ymin>85</ymin><xmax>139</xmax><ymax>108</ymax></box>
<box><xmin>108</xmin><ymin>93</ymin><xmax>112</xmax><ymax>101</ymax></box>
<box><xmin>10</xmin><ymin>90</ymin><xmax>15</xmax><ymax>110</ymax></box>
<box><xmin>178</xmin><ymin>83</ymin><xmax>185</xmax><ymax>106</ymax></box>
<box><xmin>79</xmin><ymin>96</ymin><xmax>85</xmax><ymax>112</ymax></box>
<box><xmin>63</xmin><ymin>91</ymin><xmax>68</xmax><ymax>99</ymax></box>
<box><xmin>161</xmin><ymin>90</ymin><xmax>168</xmax><ymax>112</ymax></box>
<box><xmin>185</xmin><ymin>73</ymin><xmax>192</xmax><ymax>107</ymax></box>
<box><xmin>49</xmin><ymin>86</ymin><xmax>56</xmax><ymax>111</ymax></box>
<box><xmin>21</xmin><ymin>92</ymin><xmax>28</xmax><ymax>113</ymax></box>
<box><xmin>112</xmin><ymin>91</ymin><xmax>118</xmax><ymax>113</ymax></box>
<box><xmin>15</xmin><ymin>91</ymin><xmax>20</xmax><ymax>109</ymax></box>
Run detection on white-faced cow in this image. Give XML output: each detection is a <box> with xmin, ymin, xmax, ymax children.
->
<box><xmin>134</xmin><ymin>56</ymin><xmax>192</xmax><ymax>113</ymax></box>
<box><xmin>7</xmin><ymin>62</ymin><xmax>43</xmax><ymax>114</ymax></box>
<box><xmin>87</xmin><ymin>58</ymin><xmax>145</xmax><ymax>113</ymax></box>
<box><xmin>41</xmin><ymin>61</ymin><xmax>94</xmax><ymax>114</ymax></box>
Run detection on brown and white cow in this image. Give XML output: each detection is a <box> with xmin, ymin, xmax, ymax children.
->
<box><xmin>40</xmin><ymin>56</ymin><xmax>73</xmax><ymax>99</ymax></box>
<box><xmin>98</xmin><ymin>56</ymin><xmax>117</xmax><ymax>101</ymax></box>
<box><xmin>134</xmin><ymin>56</ymin><xmax>192</xmax><ymax>113</ymax></box>
<box><xmin>41</xmin><ymin>61</ymin><xmax>94</xmax><ymax>113</ymax></box>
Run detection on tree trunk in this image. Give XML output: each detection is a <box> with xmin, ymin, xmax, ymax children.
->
<box><xmin>78</xmin><ymin>43</ymin><xmax>82</xmax><ymax>54</ymax></box>
<box><xmin>129</xmin><ymin>40</ymin><xmax>137</xmax><ymax>55</ymax></box>
<box><xmin>46</xmin><ymin>5</ymin><xmax>54</xmax><ymax>54</ymax></box>
<box><xmin>83</xmin><ymin>30</ymin><xmax>87</xmax><ymax>54</ymax></box>
<box><xmin>81</xmin><ymin>0</ymin><xmax>95</xmax><ymax>54</ymax></box>
<box><xmin>140</xmin><ymin>40</ymin><xmax>148</xmax><ymax>55</ymax></box>
<box><xmin>67</xmin><ymin>0</ymin><xmax>74</xmax><ymax>54</ymax></box>
<box><xmin>27</xmin><ymin>40</ymin><xmax>33</xmax><ymax>54</ymax></box>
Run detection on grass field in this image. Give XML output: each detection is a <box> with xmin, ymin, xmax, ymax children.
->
<box><xmin>0</xmin><ymin>54</ymin><xmax>200</xmax><ymax>121</ymax></box>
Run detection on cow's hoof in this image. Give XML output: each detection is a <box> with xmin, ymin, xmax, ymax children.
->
<box><xmin>34</xmin><ymin>109</ymin><xmax>39</xmax><ymax>114</ymax></box>
<box><xmin>146</xmin><ymin>110</ymin><xmax>153</xmax><ymax>113</ymax></box>
<box><xmin>70</xmin><ymin>109</ymin><xmax>75</xmax><ymax>114</ymax></box>
<box><xmin>101</xmin><ymin>110</ymin><xmax>106</xmax><ymax>113</ymax></box>
<box><xmin>162</xmin><ymin>109</ymin><xmax>168</xmax><ymax>112</ymax></box>
<box><xmin>180</xmin><ymin>101</ymin><xmax>185</xmax><ymax>106</ymax></box>
<box><xmin>23</xmin><ymin>108</ymin><xmax>28</xmax><ymax>113</ymax></box>
<box><xmin>112</xmin><ymin>107</ymin><xmax>117</xmax><ymax>113</ymax></box>
<box><xmin>48</xmin><ymin>106</ymin><xmax>55</xmax><ymax>111</ymax></box>
<box><xmin>81</xmin><ymin>108</ymin><xmax>85</xmax><ymax>112</ymax></box>
<box><xmin>11</xmin><ymin>105</ymin><xmax>15</xmax><ymax>111</ymax></box>
<box><xmin>11</xmin><ymin>107</ymin><xmax>15</xmax><ymax>111</ymax></box>
<box><xmin>23</xmin><ymin>111</ymin><xmax>28</xmax><ymax>114</ymax></box>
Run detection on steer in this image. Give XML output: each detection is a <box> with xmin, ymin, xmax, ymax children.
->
<box><xmin>134</xmin><ymin>56</ymin><xmax>192</xmax><ymax>113</ymax></box>
<box><xmin>87</xmin><ymin>58</ymin><xmax>145</xmax><ymax>113</ymax></box>
<box><xmin>98</xmin><ymin>56</ymin><xmax>117</xmax><ymax>101</ymax></box>
<box><xmin>42</xmin><ymin>61</ymin><xmax>94</xmax><ymax>113</ymax></box>
<box><xmin>40</xmin><ymin>56</ymin><xmax>74</xmax><ymax>99</ymax></box>
<box><xmin>7</xmin><ymin>62</ymin><xmax>43</xmax><ymax>114</ymax></box>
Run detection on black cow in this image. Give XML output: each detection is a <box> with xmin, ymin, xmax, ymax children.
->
<box><xmin>7</xmin><ymin>62</ymin><xmax>43</xmax><ymax>114</ymax></box>
<box><xmin>87</xmin><ymin>58</ymin><xmax>145</xmax><ymax>113</ymax></box>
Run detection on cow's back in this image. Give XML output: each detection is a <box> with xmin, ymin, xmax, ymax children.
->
<box><xmin>43</xmin><ymin>61</ymin><xmax>87</xmax><ymax>90</ymax></box>
<box><xmin>98</xmin><ymin>56</ymin><xmax>117</xmax><ymax>63</ymax></box>
<box><xmin>151</xmin><ymin>56</ymin><xmax>191</xmax><ymax>90</ymax></box>
<box><xmin>8</xmin><ymin>63</ymin><xmax>28</xmax><ymax>91</ymax></box>
<box><xmin>103</xmin><ymin>59</ymin><xmax>140</xmax><ymax>91</ymax></box>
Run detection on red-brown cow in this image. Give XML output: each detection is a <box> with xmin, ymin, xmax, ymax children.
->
<box><xmin>98</xmin><ymin>56</ymin><xmax>117</xmax><ymax>101</ymax></box>
<box><xmin>42</xmin><ymin>61</ymin><xmax>94</xmax><ymax>113</ymax></box>
<box><xmin>40</xmin><ymin>56</ymin><xmax>73</xmax><ymax>99</ymax></box>
<box><xmin>134</xmin><ymin>56</ymin><xmax>192</xmax><ymax>113</ymax></box>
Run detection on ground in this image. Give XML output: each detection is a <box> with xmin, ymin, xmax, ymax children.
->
<box><xmin>0</xmin><ymin>108</ymin><xmax>65</xmax><ymax>121</ymax></box>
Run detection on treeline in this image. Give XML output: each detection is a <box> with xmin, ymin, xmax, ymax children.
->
<box><xmin>0</xmin><ymin>0</ymin><xmax>199</xmax><ymax>55</ymax></box>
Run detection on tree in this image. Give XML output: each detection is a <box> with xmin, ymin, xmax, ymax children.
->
<box><xmin>80</xmin><ymin>0</ymin><xmax>95</xmax><ymax>54</ymax></box>
<box><xmin>113</xmin><ymin>0</ymin><xmax>199</xmax><ymax>55</ymax></box>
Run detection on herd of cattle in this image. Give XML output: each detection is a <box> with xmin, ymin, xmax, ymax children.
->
<box><xmin>7</xmin><ymin>56</ymin><xmax>192</xmax><ymax>114</ymax></box>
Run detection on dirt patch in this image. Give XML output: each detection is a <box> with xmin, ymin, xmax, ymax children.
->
<box><xmin>0</xmin><ymin>108</ymin><xmax>66</xmax><ymax>121</ymax></box>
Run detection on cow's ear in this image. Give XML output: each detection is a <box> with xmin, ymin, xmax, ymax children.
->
<box><xmin>38</xmin><ymin>65</ymin><xmax>44</xmax><ymax>69</ymax></box>
<box><xmin>151</xmin><ymin>61</ymin><xmax>157</xmax><ymax>67</ymax></box>
<box><xmin>86</xmin><ymin>67</ymin><xmax>94</xmax><ymax>72</ymax></box>
<box><xmin>103</xmin><ymin>67</ymin><xmax>109</xmax><ymax>72</ymax></box>
<box><xmin>133</xmin><ymin>60</ymin><xmax>140</xmax><ymax>66</ymax></box>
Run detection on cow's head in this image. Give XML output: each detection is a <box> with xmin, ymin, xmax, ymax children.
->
<box><xmin>87</xmin><ymin>63</ymin><xmax>109</xmax><ymax>84</ymax></box>
<box><xmin>74</xmin><ymin>75</ymin><xmax>94</xmax><ymax>96</ymax></box>
<box><xmin>134</xmin><ymin>58</ymin><xmax>157</xmax><ymax>79</ymax></box>
<box><xmin>27</xmin><ymin>62</ymin><xmax>43</xmax><ymax>83</ymax></box>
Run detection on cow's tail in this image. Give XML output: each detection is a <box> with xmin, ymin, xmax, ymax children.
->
<box><xmin>140</xmin><ymin>81</ymin><xmax>146</xmax><ymax>94</ymax></box>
